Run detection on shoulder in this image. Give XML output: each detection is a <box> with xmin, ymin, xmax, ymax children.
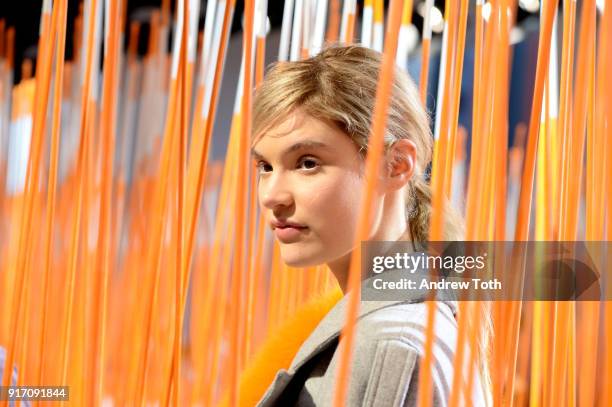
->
<box><xmin>353</xmin><ymin>300</ymin><xmax>458</xmax><ymax>354</ymax></box>
<box><xmin>341</xmin><ymin>301</ymin><xmax>459</xmax><ymax>406</ymax></box>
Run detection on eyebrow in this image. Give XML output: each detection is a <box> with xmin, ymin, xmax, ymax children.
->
<box><xmin>250</xmin><ymin>141</ymin><xmax>329</xmax><ymax>160</ymax></box>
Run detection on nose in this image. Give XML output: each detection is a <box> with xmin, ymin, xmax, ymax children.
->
<box><xmin>259</xmin><ymin>173</ymin><xmax>294</xmax><ymax>212</ymax></box>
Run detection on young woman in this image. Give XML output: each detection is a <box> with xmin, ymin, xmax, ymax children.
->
<box><xmin>250</xmin><ymin>45</ymin><xmax>490</xmax><ymax>406</ymax></box>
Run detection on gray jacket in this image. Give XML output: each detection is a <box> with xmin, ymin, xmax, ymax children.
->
<box><xmin>257</xmin><ymin>274</ymin><xmax>487</xmax><ymax>406</ymax></box>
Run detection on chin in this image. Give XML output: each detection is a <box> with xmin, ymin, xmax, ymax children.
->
<box><xmin>281</xmin><ymin>254</ymin><xmax>318</xmax><ymax>268</ymax></box>
<box><xmin>279</xmin><ymin>246</ymin><xmax>324</xmax><ymax>268</ymax></box>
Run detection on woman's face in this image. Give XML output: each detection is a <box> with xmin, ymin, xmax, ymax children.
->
<box><xmin>251</xmin><ymin>109</ymin><xmax>368</xmax><ymax>268</ymax></box>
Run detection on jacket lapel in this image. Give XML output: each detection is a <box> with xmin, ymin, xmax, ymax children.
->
<box><xmin>287</xmin><ymin>295</ymin><xmax>405</xmax><ymax>373</ymax></box>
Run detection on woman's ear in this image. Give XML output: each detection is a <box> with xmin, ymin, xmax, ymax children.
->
<box><xmin>383</xmin><ymin>139</ymin><xmax>417</xmax><ymax>191</ymax></box>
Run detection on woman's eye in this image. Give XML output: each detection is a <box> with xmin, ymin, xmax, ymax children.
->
<box><xmin>297</xmin><ymin>157</ymin><xmax>320</xmax><ymax>171</ymax></box>
<box><xmin>256</xmin><ymin>161</ymin><xmax>273</xmax><ymax>173</ymax></box>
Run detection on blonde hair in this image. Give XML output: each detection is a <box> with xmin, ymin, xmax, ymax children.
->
<box><xmin>252</xmin><ymin>44</ymin><xmax>491</xmax><ymax>404</ymax></box>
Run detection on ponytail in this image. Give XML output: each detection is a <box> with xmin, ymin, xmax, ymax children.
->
<box><xmin>406</xmin><ymin>176</ymin><xmax>465</xmax><ymax>244</ymax></box>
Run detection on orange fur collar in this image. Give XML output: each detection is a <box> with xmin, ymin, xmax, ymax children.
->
<box><xmin>217</xmin><ymin>287</ymin><xmax>343</xmax><ymax>406</ymax></box>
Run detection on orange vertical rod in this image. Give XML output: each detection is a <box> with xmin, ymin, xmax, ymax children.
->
<box><xmin>418</xmin><ymin>1</ymin><xmax>458</xmax><ymax>405</ymax></box>
<box><xmin>168</xmin><ymin>0</ymin><xmax>190</xmax><ymax>404</ymax></box>
<box><xmin>513</xmin><ymin>0</ymin><xmax>558</xmax><ymax>241</ymax></box>
<box><xmin>464</xmin><ymin>0</ymin><xmax>486</xmax><ymax>235</ymax></box>
<box><xmin>0</xmin><ymin>0</ymin><xmax>56</xmax><ymax>396</ymax></box>
<box><xmin>602</xmin><ymin>2</ymin><xmax>612</xmax><ymax>399</ymax></box>
<box><xmin>244</xmin><ymin>0</ymin><xmax>268</xmax><ymax>365</ymax></box>
<box><xmin>332</xmin><ymin>1</ymin><xmax>404</xmax><ymax>406</ymax></box>
<box><xmin>491</xmin><ymin>2</ymin><xmax>514</xmax><ymax>405</ymax></box>
<box><xmin>551</xmin><ymin>1</ymin><xmax>577</xmax><ymax>406</ymax></box>
<box><xmin>136</xmin><ymin>15</ymin><xmax>183</xmax><ymax>407</ymax></box>
<box><xmin>511</xmin><ymin>29</ymin><xmax>558</xmax><ymax>406</ymax></box>
<box><xmin>443</xmin><ymin>0</ymin><xmax>469</xmax><ymax>200</ymax></box>
<box><xmin>445</xmin><ymin>0</ymin><xmax>474</xmax><ymax>397</ymax></box>
<box><xmin>36</xmin><ymin>0</ymin><xmax>68</xmax><ymax>389</ymax></box>
<box><xmin>228</xmin><ymin>0</ymin><xmax>256</xmax><ymax>402</ymax></box>
<box><xmin>567</xmin><ymin>0</ymin><xmax>595</xmax><ymax>241</ymax></box>
<box><xmin>19</xmin><ymin>0</ymin><xmax>66</xmax><ymax>388</ymax></box>
<box><xmin>91</xmin><ymin>0</ymin><xmax>122</xmax><ymax>404</ymax></box>
<box><xmin>199</xmin><ymin>120</ymin><xmax>240</xmax><ymax>406</ymax></box>
<box><xmin>183</xmin><ymin>0</ymin><xmax>236</xmax><ymax>306</ymax></box>
<box><xmin>60</xmin><ymin>0</ymin><xmax>100</xmax><ymax>387</ymax></box>
<box><xmin>326</xmin><ymin>0</ymin><xmax>340</xmax><ymax>42</ymax></box>
<box><xmin>419</xmin><ymin>0</ymin><xmax>433</xmax><ymax>103</ymax></box>
<box><xmin>460</xmin><ymin>2</ymin><xmax>487</xmax><ymax>401</ymax></box>
<box><xmin>574</xmin><ymin>4</ymin><xmax>597</xmax><ymax>407</ymax></box>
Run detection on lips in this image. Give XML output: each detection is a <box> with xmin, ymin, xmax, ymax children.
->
<box><xmin>271</xmin><ymin>219</ymin><xmax>308</xmax><ymax>243</ymax></box>
<box><xmin>271</xmin><ymin>219</ymin><xmax>307</xmax><ymax>229</ymax></box>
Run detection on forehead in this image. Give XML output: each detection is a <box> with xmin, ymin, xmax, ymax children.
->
<box><xmin>252</xmin><ymin>110</ymin><xmax>356</xmax><ymax>155</ymax></box>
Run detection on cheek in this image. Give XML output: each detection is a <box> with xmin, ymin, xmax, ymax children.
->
<box><xmin>300</xmin><ymin>171</ymin><xmax>363</xmax><ymax>242</ymax></box>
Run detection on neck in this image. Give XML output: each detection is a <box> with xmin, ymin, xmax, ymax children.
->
<box><xmin>326</xmin><ymin>191</ymin><xmax>409</xmax><ymax>293</ymax></box>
